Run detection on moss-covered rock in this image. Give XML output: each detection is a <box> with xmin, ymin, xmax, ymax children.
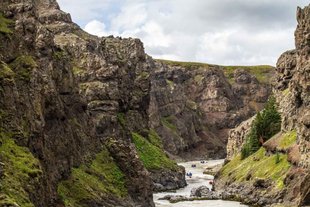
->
<box><xmin>147</xmin><ymin>129</ymin><xmax>163</xmax><ymax>149</ymax></box>
<box><xmin>161</xmin><ymin>116</ymin><xmax>177</xmax><ymax>133</ymax></box>
<box><xmin>279</xmin><ymin>130</ymin><xmax>297</xmax><ymax>150</ymax></box>
<box><xmin>0</xmin><ymin>131</ymin><xmax>42</xmax><ymax>207</ymax></box>
<box><xmin>72</xmin><ymin>66</ymin><xmax>86</xmax><ymax>76</ymax></box>
<box><xmin>131</xmin><ymin>132</ymin><xmax>177</xmax><ymax>170</ymax></box>
<box><xmin>117</xmin><ymin>113</ymin><xmax>126</xmax><ymax>127</ymax></box>
<box><xmin>220</xmin><ymin>147</ymin><xmax>291</xmax><ymax>189</ymax></box>
<box><xmin>0</xmin><ymin>13</ymin><xmax>13</xmax><ymax>35</ymax></box>
<box><xmin>9</xmin><ymin>55</ymin><xmax>37</xmax><ymax>82</ymax></box>
<box><xmin>0</xmin><ymin>61</ymin><xmax>15</xmax><ymax>80</ymax></box>
<box><xmin>57</xmin><ymin>147</ymin><xmax>127</xmax><ymax>207</ymax></box>
<box><xmin>264</xmin><ymin>130</ymin><xmax>298</xmax><ymax>152</ymax></box>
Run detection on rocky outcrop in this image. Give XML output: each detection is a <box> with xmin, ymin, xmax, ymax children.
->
<box><xmin>215</xmin><ymin>4</ymin><xmax>310</xmax><ymax>207</ymax></box>
<box><xmin>150</xmin><ymin>166</ymin><xmax>186</xmax><ymax>192</ymax></box>
<box><xmin>0</xmin><ymin>0</ymin><xmax>183</xmax><ymax>206</ymax></box>
<box><xmin>150</xmin><ymin>62</ymin><xmax>273</xmax><ymax>159</ymax></box>
<box><xmin>0</xmin><ymin>0</ymin><xmax>286</xmax><ymax>206</ymax></box>
<box><xmin>226</xmin><ymin>116</ymin><xmax>255</xmax><ymax>160</ymax></box>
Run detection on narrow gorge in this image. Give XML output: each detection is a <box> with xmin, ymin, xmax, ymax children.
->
<box><xmin>0</xmin><ymin>1</ymin><xmax>309</xmax><ymax>207</ymax></box>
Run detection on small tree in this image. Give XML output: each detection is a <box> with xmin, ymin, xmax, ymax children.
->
<box><xmin>240</xmin><ymin>96</ymin><xmax>281</xmax><ymax>159</ymax></box>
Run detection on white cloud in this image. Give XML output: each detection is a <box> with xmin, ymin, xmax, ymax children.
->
<box><xmin>196</xmin><ymin>28</ymin><xmax>295</xmax><ymax>65</ymax></box>
<box><xmin>84</xmin><ymin>20</ymin><xmax>108</xmax><ymax>37</ymax></box>
<box><xmin>110</xmin><ymin>3</ymin><xmax>147</xmax><ymax>32</ymax></box>
<box><xmin>58</xmin><ymin>0</ymin><xmax>310</xmax><ymax>66</ymax></box>
<box><xmin>57</xmin><ymin>0</ymin><xmax>114</xmax><ymax>25</ymax></box>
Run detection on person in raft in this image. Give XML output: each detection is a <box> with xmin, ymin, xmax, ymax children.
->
<box><xmin>186</xmin><ymin>172</ymin><xmax>193</xmax><ymax>178</ymax></box>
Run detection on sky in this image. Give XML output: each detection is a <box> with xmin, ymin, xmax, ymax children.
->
<box><xmin>57</xmin><ymin>0</ymin><xmax>309</xmax><ymax>66</ymax></box>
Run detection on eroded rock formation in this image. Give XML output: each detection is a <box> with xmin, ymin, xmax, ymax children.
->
<box><xmin>216</xmin><ymin>4</ymin><xmax>310</xmax><ymax>206</ymax></box>
<box><xmin>150</xmin><ymin>62</ymin><xmax>273</xmax><ymax>159</ymax></box>
<box><xmin>0</xmin><ymin>0</ymin><xmax>180</xmax><ymax>206</ymax></box>
<box><xmin>0</xmin><ymin>0</ymin><xmax>280</xmax><ymax>206</ymax></box>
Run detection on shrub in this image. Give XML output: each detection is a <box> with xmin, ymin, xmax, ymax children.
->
<box><xmin>241</xmin><ymin>96</ymin><xmax>281</xmax><ymax>159</ymax></box>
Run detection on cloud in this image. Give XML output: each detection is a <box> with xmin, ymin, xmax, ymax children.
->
<box><xmin>58</xmin><ymin>0</ymin><xmax>310</xmax><ymax>66</ymax></box>
<box><xmin>57</xmin><ymin>0</ymin><xmax>118</xmax><ymax>26</ymax></box>
<box><xmin>110</xmin><ymin>3</ymin><xmax>147</xmax><ymax>32</ymax></box>
<box><xmin>84</xmin><ymin>20</ymin><xmax>109</xmax><ymax>37</ymax></box>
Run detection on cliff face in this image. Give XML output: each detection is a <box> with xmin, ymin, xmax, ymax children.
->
<box><xmin>0</xmin><ymin>0</ymin><xmax>281</xmax><ymax>206</ymax></box>
<box><xmin>0</xmin><ymin>0</ymin><xmax>185</xmax><ymax>206</ymax></box>
<box><xmin>150</xmin><ymin>61</ymin><xmax>273</xmax><ymax>159</ymax></box>
<box><xmin>217</xmin><ymin>4</ymin><xmax>310</xmax><ymax>206</ymax></box>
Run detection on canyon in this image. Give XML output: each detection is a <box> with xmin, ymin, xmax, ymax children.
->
<box><xmin>0</xmin><ymin>0</ymin><xmax>309</xmax><ymax>207</ymax></box>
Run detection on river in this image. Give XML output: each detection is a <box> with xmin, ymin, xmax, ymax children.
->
<box><xmin>153</xmin><ymin>160</ymin><xmax>248</xmax><ymax>207</ymax></box>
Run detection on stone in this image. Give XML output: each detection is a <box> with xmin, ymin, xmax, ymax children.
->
<box><xmin>190</xmin><ymin>185</ymin><xmax>210</xmax><ymax>197</ymax></box>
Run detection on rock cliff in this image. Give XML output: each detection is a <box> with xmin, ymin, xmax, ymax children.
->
<box><xmin>216</xmin><ymin>4</ymin><xmax>310</xmax><ymax>206</ymax></box>
<box><xmin>150</xmin><ymin>60</ymin><xmax>273</xmax><ymax>159</ymax></box>
<box><xmin>0</xmin><ymin>0</ymin><xmax>183</xmax><ymax>206</ymax></box>
<box><xmin>0</xmin><ymin>0</ymin><xmax>279</xmax><ymax>206</ymax></box>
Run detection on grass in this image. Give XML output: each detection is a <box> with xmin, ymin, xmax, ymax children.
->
<box><xmin>156</xmin><ymin>59</ymin><xmax>274</xmax><ymax>84</ymax></box>
<box><xmin>157</xmin><ymin>59</ymin><xmax>211</xmax><ymax>69</ymax></box>
<box><xmin>0</xmin><ymin>131</ymin><xmax>42</xmax><ymax>207</ymax></box>
<box><xmin>0</xmin><ymin>13</ymin><xmax>13</xmax><ymax>35</ymax></box>
<box><xmin>57</xmin><ymin>148</ymin><xmax>127</xmax><ymax>207</ymax></box>
<box><xmin>10</xmin><ymin>55</ymin><xmax>37</xmax><ymax>81</ymax></box>
<box><xmin>279</xmin><ymin>130</ymin><xmax>297</xmax><ymax>150</ymax></box>
<box><xmin>194</xmin><ymin>74</ymin><xmax>204</xmax><ymax>85</ymax></box>
<box><xmin>222</xmin><ymin>65</ymin><xmax>274</xmax><ymax>84</ymax></box>
<box><xmin>117</xmin><ymin>113</ymin><xmax>126</xmax><ymax>127</ymax></box>
<box><xmin>220</xmin><ymin>147</ymin><xmax>291</xmax><ymax>189</ymax></box>
<box><xmin>0</xmin><ymin>109</ymin><xmax>8</xmax><ymax>121</ymax></box>
<box><xmin>132</xmin><ymin>132</ymin><xmax>178</xmax><ymax>171</ymax></box>
<box><xmin>53</xmin><ymin>50</ymin><xmax>68</xmax><ymax>60</ymax></box>
<box><xmin>264</xmin><ymin>130</ymin><xmax>298</xmax><ymax>152</ymax></box>
<box><xmin>72</xmin><ymin>66</ymin><xmax>86</xmax><ymax>76</ymax></box>
<box><xmin>137</xmin><ymin>71</ymin><xmax>150</xmax><ymax>80</ymax></box>
<box><xmin>161</xmin><ymin>116</ymin><xmax>177</xmax><ymax>132</ymax></box>
<box><xmin>0</xmin><ymin>61</ymin><xmax>15</xmax><ymax>80</ymax></box>
<box><xmin>147</xmin><ymin>129</ymin><xmax>163</xmax><ymax>149</ymax></box>
<box><xmin>282</xmin><ymin>88</ymin><xmax>290</xmax><ymax>96</ymax></box>
<box><xmin>166</xmin><ymin>79</ymin><xmax>174</xmax><ymax>90</ymax></box>
<box><xmin>186</xmin><ymin>100</ymin><xmax>198</xmax><ymax>110</ymax></box>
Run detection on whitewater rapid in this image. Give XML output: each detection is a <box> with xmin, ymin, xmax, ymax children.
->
<box><xmin>153</xmin><ymin>160</ymin><xmax>248</xmax><ymax>207</ymax></box>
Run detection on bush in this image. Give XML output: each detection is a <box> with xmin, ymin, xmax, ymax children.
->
<box><xmin>241</xmin><ymin>96</ymin><xmax>281</xmax><ymax>159</ymax></box>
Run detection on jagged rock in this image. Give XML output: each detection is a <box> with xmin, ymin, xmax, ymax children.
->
<box><xmin>190</xmin><ymin>186</ymin><xmax>210</xmax><ymax>197</ymax></box>
<box><xmin>203</xmin><ymin>163</ymin><xmax>223</xmax><ymax>176</ymax></box>
<box><xmin>150</xmin><ymin>62</ymin><xmax>272</xmax><ymax>160</ymax></box>
<box><xmin>226</xmin><ymin>116</ymin><xmax>255</xmax><ymax>160</ymax></box>
<box><xmin>150</xmin><ymin>166</ymin><xmax>187</xmax><ymax>192</ymax></box>
<box><xmin>215</xmin><ymin>4</ymin><xmax>310</xmax><ymax>207</ymax></box>
<box><xmin>0</xmin><ymin>0</ymin><xmax>180</xmax><ymax>206</ymax></box>
<box><xmin>234</xmin><ymin>69</ymin><xmax>256</xmax><ymax>84</ymax></box>
<box><xmin>253</xmin><ymin>179</ymin><xmax>271</xmax><ymax>188</ymax></box>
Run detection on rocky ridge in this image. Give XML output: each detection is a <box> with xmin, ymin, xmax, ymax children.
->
<box><xmin>215</xmin><ymin>4</ymin><xmax>310</xmax><ymax>206</ymax></box>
